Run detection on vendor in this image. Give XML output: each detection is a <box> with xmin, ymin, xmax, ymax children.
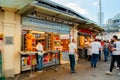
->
<box><xmin>84</xmin><ymin>39</ymin><xmax>89</xmax><ymax>59</ymax></box>
<box><xmin>36</xmin><ymin>40</ymin><xmax>44</xmax><ymax>72</ymax></box>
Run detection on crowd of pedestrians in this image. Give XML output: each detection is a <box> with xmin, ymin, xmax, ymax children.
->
<box><xmin>68</xmin><ymin>35</ymin><xmax>120</xmax><ymax>76</ymax></box>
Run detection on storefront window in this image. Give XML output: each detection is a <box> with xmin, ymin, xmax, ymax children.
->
<box><xmin>21</xmin><ymin>30</ymin><xmax>66</xmax><ymax>52</ymax></box>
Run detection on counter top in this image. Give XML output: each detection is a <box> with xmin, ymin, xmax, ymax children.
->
<box><xmin>20</xmin><ymin>50</ymin><xmax>60</xmax><ymax>55</ymax></box>
<box><xmin>20</xmin><ymin>51</ymin><xmax>37</xmax><ymax>55</ymax></box>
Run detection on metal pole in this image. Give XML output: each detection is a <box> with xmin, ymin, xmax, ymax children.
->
<box><xmin>99</xmin><ymin>0</ymin><xmax>102</xmax><ymax>25</ymax></box>
<box><xmin>29</xmin><ymin>54</ymin><xmax>35</xmax><ymax>78</ymax></box>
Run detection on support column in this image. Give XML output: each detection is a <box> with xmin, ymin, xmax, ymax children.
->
<box><xmin>14</xmin><ymin>13</ymin><xmax>21</xmax><ymax>75</ymax></box>
<box><xmin>70</xmin><ymin>25</ymin><xmax>78</xmax><ymax>46</ymax></box>
<box><xmin>2</xmin><ymin>8</ymin><xmax>21</xmax><ymax>77</ymax></box>
<box><xmin>0</xmin><ymin>11</ymin><xmax>4</xmax><ymax>34</ymax></box>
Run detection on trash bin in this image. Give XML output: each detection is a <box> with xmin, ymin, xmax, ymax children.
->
<box><xmin>0</xmin><ymin>51</ymin><xmax>5</xmax><ymax>80</ymax></box>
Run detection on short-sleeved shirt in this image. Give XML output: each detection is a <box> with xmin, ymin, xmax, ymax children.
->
<box><xmin>90</xmin><ymin>41</ymin><xmax>101</xmax><ymax>54</ymax></box>
<box><xmin>36</xmin><ymin>43</ymin><xmax>43</xmax><ymax>55</ymax></box>
<box><xmin>68</xmin><ymin>42</ymin><xmax>76</xmax><ymax>54</ymax></box>
<box><xmin>112</xmin><ymin>41</ymin><xmax>120</xmax><ymax>55</ymax></box>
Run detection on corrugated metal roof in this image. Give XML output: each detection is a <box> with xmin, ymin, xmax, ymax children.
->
<box><xmin>17</xmin><ymin>1</ymin><xmax>86</xmax><ymax>24</ymax></box>
<box><xmin>17</xmin><ymin>0</ymin><xmax>104</xmax><ymax>33</ymax></box>
<box><xmin>36</xmin><ymin>0</ymin><xmax>88</xmax><ymax>20</ymax></box>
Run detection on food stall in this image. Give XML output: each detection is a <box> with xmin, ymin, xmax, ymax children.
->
<box><xmin>77</xmin><ymin>22</ymin><xmax>105</xmax><ymax>60</ymax></box>
<box><xmin>20</xmin><ymin>15</ymin><xmax>71</xmax><ymax>72</ymax></box>
<box><xmin>77</xmin><ymin>28</ymin><xmax>94</xmax><ymax>59</ymax></box>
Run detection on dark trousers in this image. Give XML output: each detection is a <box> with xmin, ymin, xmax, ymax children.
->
<box><xmin>110</xmin><ymin>55</ymin><xmax>120</xmax><ymax>72</ymax></box>
<box><xmin>69</xmin><ymin>54</ymin><xmax>75</xmax><ymax>71</ymax></box>
<box><xmin>84</xmin><ymin>49</ymin><xmax>88</xmax><ymax>59</ymax></box>
<box><xmin>99</xmin><ymin>50</ymin><xmax>101</xmax><ymax>61</ymax></box>
<box><xmin>104</xmin><ymin>51</ymin><xmax>108</xmax><ymax>62</ymax></box>
<box><xmin>88</xmin><ymin>55</ymin><xmax>92</xmax><ymax>61</ymax></box>
<box><xmin>37</xmin><ymin>54</ymin><xmax>43</xmax><ymax>71</ymax></box>
<box><xmin>91</xmin><ymin>54</ymin><xmax>99</xmax><ymax>68</ymax></box>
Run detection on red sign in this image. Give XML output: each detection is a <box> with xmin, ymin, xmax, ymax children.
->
<box><xmin>79</xmin><ymin>29</ymin><xmax>93</xmax><ymax>34</ymax></box>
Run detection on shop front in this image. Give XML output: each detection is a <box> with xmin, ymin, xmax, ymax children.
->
<box><xmin>77</xmin><ymin>23</ymin><xmax>104</xmax><ymax>60</ymax></box>
<box><xmin>0</xmin><ymin>0</ymin><xmax>105</xmax><ymax>77</ymax></box>
<box><xmin>20</xmin><ymin>16</ymin><xmax>71</xmax><ymax>72</ymax></box>
<box><xmin>77</xmin><ymin>28</ymin><xmax>93</xmax><ymax>59</ymax></box>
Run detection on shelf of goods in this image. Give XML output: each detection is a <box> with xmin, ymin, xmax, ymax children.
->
<box><xmin>21</xmin><ymin>52</ymin><xmax>37</xmax><ymax>72</ymax></box>
<box><xmin>25</xmin><ymin>33</ymin><xmax>36</xmax><ymax>51</ymax></box>
<box><xmin>20</xmin><ymin>50</ymin><xmax>60</xmax><ymax>72</ymax></box>
<box><xmin>48</xmin><ymin>33</ymin><xmax>62</xmax><ymax>50</ymax></box>
<box><xmin>43</xmin><ymin>50</ymin><xmax>60</xmax><ymax>67</ymax></box>
<box><xmin>61</xmin><ymin>39</ymin><xmax>69</xmax><ymax>52</ymax></box>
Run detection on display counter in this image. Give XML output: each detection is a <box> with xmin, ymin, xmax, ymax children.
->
<box><xmin>20</xmin><ymin>50</ymin><xmax>60</xmax><ymax>72</ymax></box>
<box><xmin>20</xmin><ymin>51</ymin><xmax>37</xmax><ymax>72</ymax></box>
<box><xmin>78</xmin><ymin>47</ymin><xmax>88</xmax><ymax>59</ymax></box>
<box><xmin>43</xmin><ymin>50</ymin><xmax>60</xmax><ymax>67</ymax></box>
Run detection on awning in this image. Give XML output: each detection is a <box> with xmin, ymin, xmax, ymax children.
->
<box><xmin>17</xmin><ymin>1</ymin><xmax>86</xmax><ymax>24</ymax></box>
<box><xmin>78</xmin><ymin>23</ymin><xmax>105</xmax><ymax>34</ymax></box>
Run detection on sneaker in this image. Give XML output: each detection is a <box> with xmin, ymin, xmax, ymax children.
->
<box><xmin>71</xmin><ymin>70</ymin><xmax>76</xmax><ymax>73</ymax></box>
<box><xmin>106</xmin><ymin>71</ymin><xmax>112</xmax><ymax>75</ymax></box>
<box><xmin>118</xmin><ymin>72</ymin><xmax>120</xmax><ymax>76</ymax></box>
<box><xmin>116</xmin><ymin>67</ymin><xmax>119</xmax><ymax>70</ymax></box>
<box><xmin>91</xmin><ymin>64</ymin><xmax>93</xmax><ymax>68</ymax></box>
<box><xmin>37</xmin><ymin>70</ymin><xmax>43</xmax><ymax>73</ymax></box>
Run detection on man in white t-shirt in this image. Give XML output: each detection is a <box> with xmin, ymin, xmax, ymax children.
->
<box><xmin>36</xmin><ymin>41</ymin><xmax>44</xmax><ymax>71</ymax></box>
<box><xmin>106</xmin><ymin>35</ymin><xmax>120</xmax><ymax>75</ymax></box>
<box><xmin>68</xmin><ymin>39</ymin><xmax>78</xmax><ymax>73</ymax></box>
<box><xmin>90</xmin><ymin>39</ymin><xmax>101</xmax><ymax>68</ymax></box>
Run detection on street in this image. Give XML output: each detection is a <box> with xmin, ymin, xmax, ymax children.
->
<box><xmin>7</xmin><ymin>58</ymin><xmax>120</xmax><ymax>80</ymax></box>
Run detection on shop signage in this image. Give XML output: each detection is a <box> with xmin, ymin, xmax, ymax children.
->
<box><xmin>22</xmin><ymin>17</ymin><xmax>71</xmax><ymax>34</ymax></box>
<box><xmin>79</xmin><ymin>29</ymin><xmax>93</xmax><ymax>34</ymax></box>
<box><xmin>28</xmin><ymin>11</ymin><xmax>78</xmax><ymax>25</ymax></box>
<box><xmin>60</xmin><ymin>35</ymin><xmax>70</xmax><ymax>39</ymax></box>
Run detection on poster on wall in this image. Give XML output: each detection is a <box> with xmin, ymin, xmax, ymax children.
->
<box><xmin>5</xmin><ymin>36</ymin><xmax>13</xmax><ymax>45</ymax></box>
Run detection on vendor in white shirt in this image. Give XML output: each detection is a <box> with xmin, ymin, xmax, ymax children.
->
<box><xmin>68</xmin><ymin>38</ymin><xmax>78</xmax><ymax>73</ymax></box>
<box><xmin>36</xmin><ymin>40</ymin><xmax>44</xmax><ymax>71</ymax></box>
<box><xmin>36</xmin><ymin>41</ymin><xmax>43</xmax><ymax>55</ymax></box>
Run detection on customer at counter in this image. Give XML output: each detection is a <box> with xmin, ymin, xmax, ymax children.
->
<box><xmin>36</xmin><ymin>40</ymin><xmax>44</xmax><ymax>72</ymax></box>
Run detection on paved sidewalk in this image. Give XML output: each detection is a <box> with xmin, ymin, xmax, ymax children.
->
<box><xmin>7</xmin><ymin>59</ymin><xmax>120</xmax><ymax>80</ymax></box>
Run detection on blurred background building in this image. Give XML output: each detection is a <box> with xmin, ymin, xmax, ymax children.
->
<box><xmin>105</xmin><ymin>13</ymin><xmax>120</xmax><ymax>32</ymax></box>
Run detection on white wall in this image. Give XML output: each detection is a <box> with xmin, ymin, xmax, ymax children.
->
<box><xmin>1</xmin><ymin>8</ymin><xmax>21</xmax><ymax>77</ymax></box>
